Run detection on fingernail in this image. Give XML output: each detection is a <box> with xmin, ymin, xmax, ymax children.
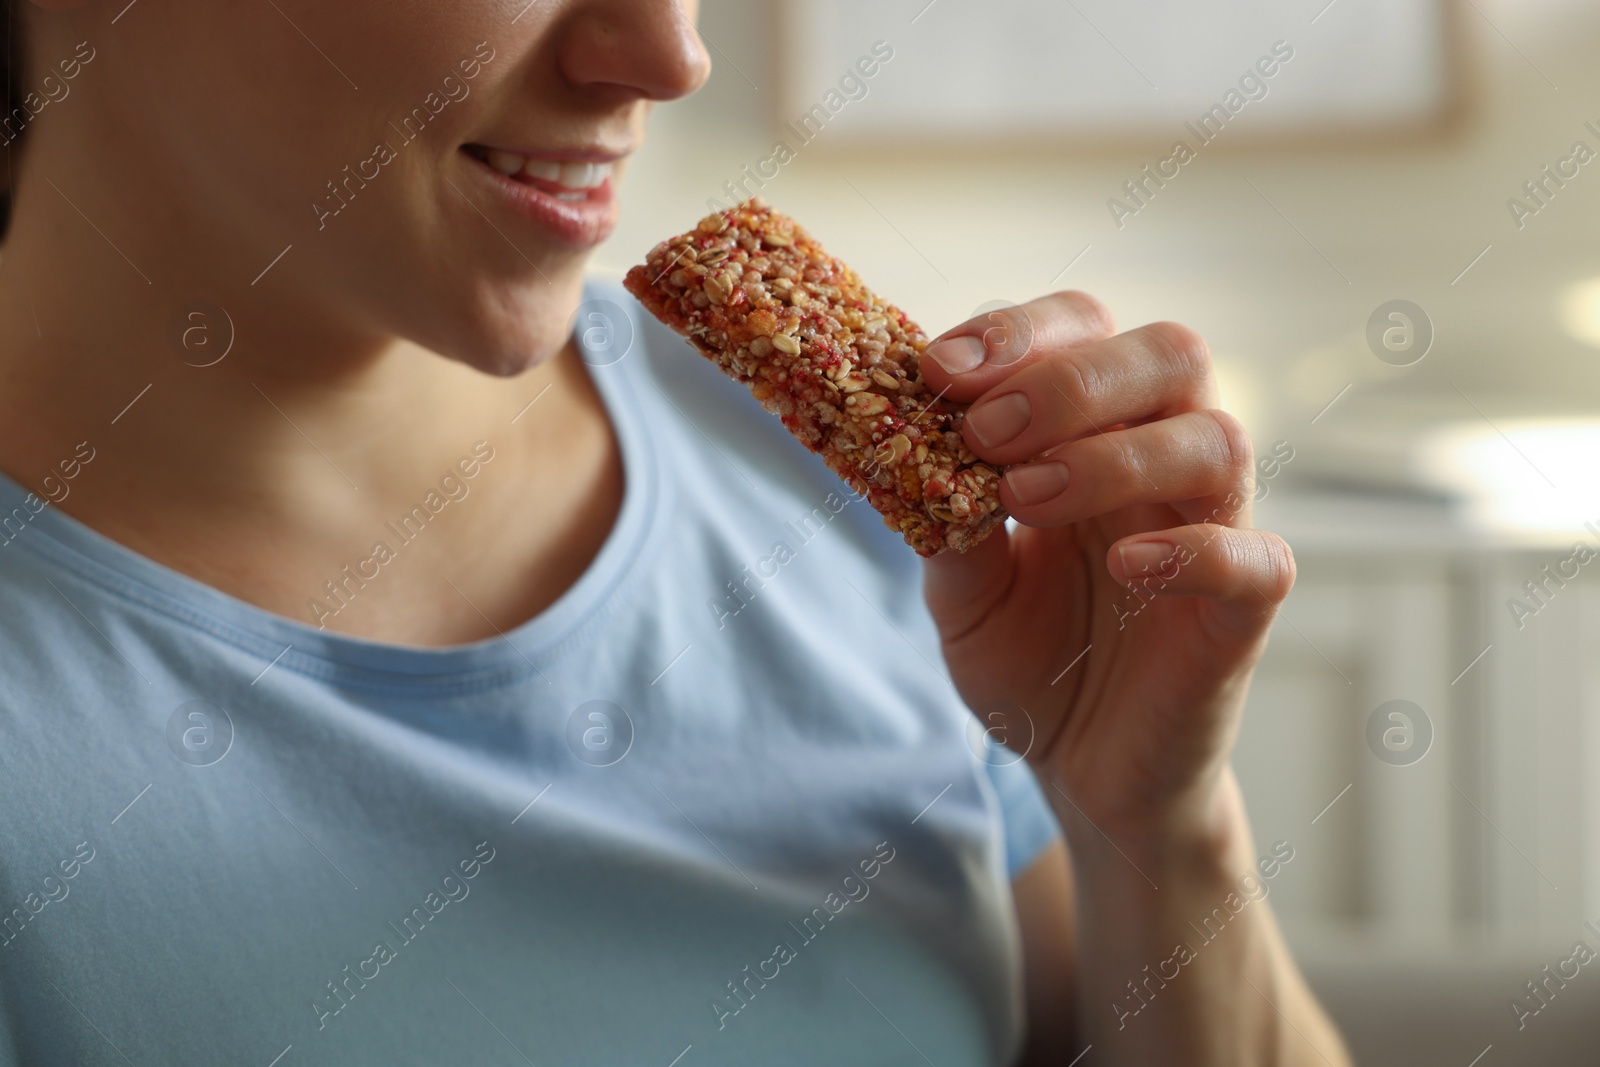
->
<box><xmin>926</xmin><ymin>335</ymin><xmax>986</xmax><ymax>375</ymax></box>
<box><xmin>1004</xmin><ymin>462</ymin><xmax>1070</xmax><ymax>505</ymax></box>
<box><xmin>1117</xmin><ymin>541</ymin><xmax>1177</xmax><ymax>584</ymax></box>
<box><xmin>965</xmin><ymin>392</ymin><xmax>1031</xmax><ymax>448</ymax></box>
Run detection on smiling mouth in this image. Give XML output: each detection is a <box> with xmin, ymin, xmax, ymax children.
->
<box><xmin>462</xmin><ymin>144</ymin><xmax>614</xmax><ymax>201</ymax></box>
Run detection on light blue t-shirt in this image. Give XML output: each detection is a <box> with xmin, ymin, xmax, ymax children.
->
<box><xmin>0</xmin><ymin>276</ymin><xmax>1061</xmax><ymax>1066</ymax></box>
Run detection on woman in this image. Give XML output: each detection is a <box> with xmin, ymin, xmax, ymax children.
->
<box><xmin>0</xmin><ymin>0</ymin><xmax>1351</xmax><ymax>1063</ymax></box>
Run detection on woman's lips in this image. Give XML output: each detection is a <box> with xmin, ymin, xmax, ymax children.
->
<box><xmin>459</xmin><ymin>144</ymin><xmax>619</xmax><ymax>248</ymax></box>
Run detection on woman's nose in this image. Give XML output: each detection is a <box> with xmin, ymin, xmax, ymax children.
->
<box><xmin>558</xmin><ymin>0</ymin><xmax>713</xmax><ymax>102</ymax></box>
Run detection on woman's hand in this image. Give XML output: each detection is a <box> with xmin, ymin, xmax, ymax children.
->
<box><xmin>920</xmin><ymin>291</ymin><xmax>1292</xmax><ymax>837</ymax></box>
<box><xmin>921</xmin><ymin>293</ymin><xmax>1352</xmax><ymax>1066</ymax></box>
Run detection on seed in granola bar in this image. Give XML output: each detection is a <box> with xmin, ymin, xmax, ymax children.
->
<box><xmin>845</xmin><ymin>393</ymin><xmax>893</xmax><ymax>417</ymax></box>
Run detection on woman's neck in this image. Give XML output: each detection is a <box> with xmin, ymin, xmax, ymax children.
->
<box><xmin>0</xmin><ymin>185</ymin><xmax>625</xmax><ymax>646</ymax></box>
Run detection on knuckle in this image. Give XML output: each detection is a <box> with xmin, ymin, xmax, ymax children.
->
<box><xmin>1047</xmin><ymin>290</ymin><xmax>1116</xmax><ymax>338</ymax></box>
<box><xmin>1100</xmin><ymin>429</ymin><xmax>1144</xmax><ymax>486</ymax></box>
<box><xmin>1052</xmin><ymin>350</ymin><xmax>1100</xmax><ymax>412</ymax></box>
<box><xmin>1201</xmin><ymin>408</ymin><xmax>1254</xmax><ymax>482</ymax></box>
<box><xmin>1140</xmin><ymin>320</ymin><xmax>1212</xmax><ymax>384</ymax></box>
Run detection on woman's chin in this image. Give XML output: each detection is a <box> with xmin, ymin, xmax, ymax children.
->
<box><xmin>444</xmin><ymin>282</ymin><xmax>592</xmax><ymax>379</ymax></box>
<box><xmin>450</xmin><ymin>331</ymin><xmax>572</xmax><ymax>379</ymax></box>
<box><xmin>426</xmin><ymin>304</ymin><xmax>578</xmax><ymax>378</ymax></box>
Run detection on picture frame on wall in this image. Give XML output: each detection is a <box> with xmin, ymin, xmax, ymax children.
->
<box><xmin>771</xmin><ymin>0</ymin><xmax>1467</xmax><ymax>152</ymax></box>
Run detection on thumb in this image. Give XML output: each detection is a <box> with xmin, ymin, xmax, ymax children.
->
<box><xmin>922</xmin><ymin>526</ymin><xmax>1014</xmax><ymax>643</ymax></box>
<box><xmin>1107</xmin><ymin>524</ymin><xmax>1295</xmax><ymax>643</ymax></box>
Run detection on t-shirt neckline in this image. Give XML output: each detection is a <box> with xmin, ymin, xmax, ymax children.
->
<box><xmin>0</xmin><ymin>277</ymin><xmax>663</xmax><ymax>694</ymax></box>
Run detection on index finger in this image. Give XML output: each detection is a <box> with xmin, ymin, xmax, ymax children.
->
<box><xmin>920</xmin><ymin>290</ymin><xmax>1117</xmax><ymax>402</ymax></box>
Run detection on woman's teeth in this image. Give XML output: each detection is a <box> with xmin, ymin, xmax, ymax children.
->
<box><xmin>483</xmin><ymin>149</ymin><xmax>612</xmax><ymax>198</ymax></box>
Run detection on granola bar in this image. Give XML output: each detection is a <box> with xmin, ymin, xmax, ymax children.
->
<box><xmin>623</xmin><ymin>199</ymin><xmax>1007</xmax><ymax>557</ymax></box>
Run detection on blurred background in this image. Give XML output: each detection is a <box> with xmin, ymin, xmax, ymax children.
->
<box><xmin>595</xmin><ymin>1</ymin><xmax>1600</xmax><ymax>1062</ymax></box>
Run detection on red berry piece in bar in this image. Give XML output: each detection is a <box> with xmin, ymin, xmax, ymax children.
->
<box><xmin>623</xmin><ymin>199</ymin><xmax>1007</xmax><ymax>557</ymax></box>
